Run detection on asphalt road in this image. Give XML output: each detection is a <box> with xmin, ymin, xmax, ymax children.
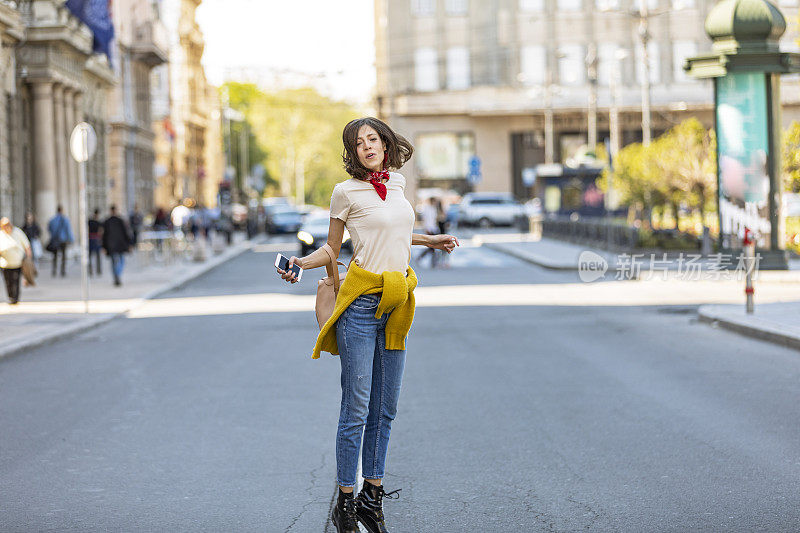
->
<box><xmin>2</xmin><ymin>239</ymin><xmax>800</xmax><ymax>532</ymax></box>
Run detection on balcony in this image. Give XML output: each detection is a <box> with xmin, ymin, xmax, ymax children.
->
<box><xmin>132</xmin><ymin>19</ymin><xmax>168</xmax><ymax>67</ymax></box>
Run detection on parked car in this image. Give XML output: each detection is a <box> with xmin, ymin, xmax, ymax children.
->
<box><xmin>266</xmin><ymin>205</ymin><xmax>303</xmax><ymax>234</ymax></box>
<box><xmin>457</xmin><ymin>192</ymin><xmax>526</xmax><ymax>228</ymax></box>
<box><xmin>296</xmin><ymin>211</ymin><xmax>352</xmax><ymax>256</ymax></box>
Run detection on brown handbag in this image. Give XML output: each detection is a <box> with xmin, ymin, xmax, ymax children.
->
<box><xmin>315</xmin><ymin>243</ymin><xmax>347</xmax><ymax>329</ymax></box>
<box><xmin>21</xmin><ymin>255</ymin><xmax>37</xmax><ymax>287</ymax></box>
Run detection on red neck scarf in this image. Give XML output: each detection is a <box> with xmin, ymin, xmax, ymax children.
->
<box><xmin>366</xmin><ymin>152</ymin><xmax>389</xmax><ymax>201</ymax></box>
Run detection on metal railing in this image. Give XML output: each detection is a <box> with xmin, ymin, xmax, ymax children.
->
<box><xmin>541</xmin><ymin>215</ymin><xmax>639</xmax><ymax>251</ymax></box>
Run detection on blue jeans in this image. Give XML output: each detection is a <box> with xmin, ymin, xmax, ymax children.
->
<box><xmin>335</xmin><ymin>293</ymin><xmax>407</xmax><ymax>487</ymax></box>
<box><xmin>109</xmin><ymin>252</ymin><xmax>125</xmax><ymax>279</ymax></box>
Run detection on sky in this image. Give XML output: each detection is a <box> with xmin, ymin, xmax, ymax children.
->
<box><xmin>195</xmin><ymin>0</ymin><xmax>376</xmax><ymax>106</ymax></box>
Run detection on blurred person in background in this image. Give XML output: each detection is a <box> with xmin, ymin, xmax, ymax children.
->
<box><xmin>88</xmin><ymin>208</ymin><xmax>103</xmax><ymax>276</ymax></box>
<box><xmin>22</xmin><ymin>212</ymin><xmax>42</xmax><ymax>265</ymax></box>
<box><xmin>128</xmin><ymin>204</ymin><xmax>143</xmax><ymax>246</ymax></box>
<box><xmin>103</xmin><ymin>205</ymin><xmax>133</xmax><ymax>287</ymax></box>
<box><xmin>435</xmin><ymin>198</ymin><xmax>450</xmax><ymax>268</ymax></box>
<box><xmin>416</xmin><ymin>196</ymin><xmax>440</xmax><ymax>268</ymax></box>
<box><xmin>0</xmin><ymin>217</ymin><xmax>31</xmax><ymax>304</ymax></box>
<box><xmin>46</xmin><ymin>205</ymin><xmax>74</xmax><ymax>277</ymax></box>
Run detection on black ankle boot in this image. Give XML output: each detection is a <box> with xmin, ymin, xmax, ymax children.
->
<box><xmin>332</xmin><ymin>488</ymin><xmax>359</xmax><ymax>533</ymax></box>
<box><xmin>356</xmin><ymin>482</ymin><xmax>401</xmax><ymax>533</ymax></box>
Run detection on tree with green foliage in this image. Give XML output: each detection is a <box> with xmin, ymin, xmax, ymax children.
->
<box><xmin>600</xmin><ymin>141</ymin><xmax>663</xmax><ymax>227</ymax></box>
<box><xmin>782</xmin><ymin>121</ymin><xmax>800</xmax><ymax>193</ymax></box>
<box><xmin>656</xmin><ymin>118</ymin><xmax>717</xmax><ymax>228</ymax></box>
<box><xmin>600</xmin><ymin>118</ymin><xmax>716</xmax><ymax>230</ymax></box>
<box><xmin>222</xmin><ymin>82</ymin><xmax>363</xmax><ymax>207</ymax></box>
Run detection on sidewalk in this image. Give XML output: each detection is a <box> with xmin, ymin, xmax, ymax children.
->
<box><xmin>0</xmin><ymin>232</ymin><xmax>262</xmax><ymax>360</ymax></box>
<box><xmin>482</xmin><ymin>235</ymin><xmax>800</xmax><ymax>279</ymax></box>
<box><xmin>698</xmin><ymin>302</ymin><xmax>800</xmax><ymax>351</ymax></box>
<box><xmin>481</xmin><ymin>233</ymin><xmax>800</xmax><ymax>351</ymax></box>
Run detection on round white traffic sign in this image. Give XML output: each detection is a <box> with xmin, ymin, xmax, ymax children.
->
<box><xmin>70</xmin><ymin>122</ymin><xmax>97</xmax><ymax>162</ymax></box>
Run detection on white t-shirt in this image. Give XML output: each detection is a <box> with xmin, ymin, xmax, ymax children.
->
<box><xmin>329</xmin><ymin>172</ymin><xmax>416</xmax><ymax>274</ymax></box>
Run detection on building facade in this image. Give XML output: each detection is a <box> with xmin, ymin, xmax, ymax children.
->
<box><xmin>108</xmin><ymin>0</ymin><xmax>168</xmax><ymax>216</ymax></box>
<box><xmin>153</xmin><ymin>0</ymin><xmax>217</xmax><ymax>210</ymax></box>
<box><xmin>10</xmin><ymin>0</ymin><xmax>116</xmax><ymax>238</ymax></box>
<box><xmin>0</xmin><ymin>2</ymin><xmax>24</xmax><ymax>224</ymax></box>
<box><xmin>374</xmin><ymin>0</ymin><xmax>800</xmax><ymax>206</ymax></box>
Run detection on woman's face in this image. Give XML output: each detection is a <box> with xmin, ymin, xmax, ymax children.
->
<box><xmin>356</xmin><ymin>125</ymin><xmax>386</xmax><ymax>173</ymax></box>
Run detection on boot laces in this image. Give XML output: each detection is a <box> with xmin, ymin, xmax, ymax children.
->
<box><xmin>342</xmin><ymin>496</ymin><xmax>359</xmax><ymax>526</ymax></box>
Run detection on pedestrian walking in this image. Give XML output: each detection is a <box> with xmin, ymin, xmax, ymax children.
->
<box><xmin>416</xmin><ymin>196</ymin><xmax>440</xmax><ymax>268</ymax></box>
<box><xmin>153</xmin><ymin>207</ymin><xmax>171</xmax><ymax>253</ymax></box>
<box><xmin>128</xmin><ymin>204</ymin><xmax>143</xmax><ymax>246</ymax></box>
<box><xmin>277</xmin><ymin>117</ymin><xmax>459</xmax><ymax>533</ymax></box>
<box><xmin>0</xmin><ymin>217</ymin><xmax>32</xmax><ymax>304</ymax></box>
<box><xmin>88</xmin><ymin>208</ymin><xmax>103</xmax><ymax>276</ymax></box>
<box><xmin>46</xmin><ymin>205</ymin><xmax>74</xmax><ymax>277</ymax></box>
<box><xmin>22</xmin><ymin>212</ymin><xmax>42</xmax><ymax>265</ymax></box>
<box><xmin>436</xmin><ymin>199</ymin><xmax>451</xmax><ymax>268</ymax></box>
<box><xmin>102</xmin><ymin>205</ymin><xmax>133</xmax><ymax>287</ymax></box>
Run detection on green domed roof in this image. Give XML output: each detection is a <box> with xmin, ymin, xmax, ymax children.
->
<box><xmin>705</xmin><ymin>0</ymin><xmax>785</xmax><ymax>51</ymax></box>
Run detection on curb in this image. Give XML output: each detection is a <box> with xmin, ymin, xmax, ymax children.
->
<box><xmin>0</xmin><ymin>236</ymin><xmax>264</xmax><ymax>361</ymax></box>
<box><xmin>482</xmin><ymin>242</ymin><xmax>579</xmax><ymax>270</ymax></box>
<box><xmin>697</xmin><ymin>304</ymin><xmax>800</xmax><ymax>352</ymax></box>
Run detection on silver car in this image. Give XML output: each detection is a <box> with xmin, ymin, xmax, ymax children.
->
<box><xmin>458</xmin><ymin>192</ymin><xmax>526</xmax><ymax>228</ymax></box>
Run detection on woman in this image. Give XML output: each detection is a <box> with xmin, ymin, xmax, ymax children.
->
<box><xmin>0</xmin><ymin>217</ymin><xmax>32</xmax><ymax>304</ymax></box>
<box><xmin>277</xmin><ymin>117</ymin><xmax>458</xmax><ymax>533</ymax></box>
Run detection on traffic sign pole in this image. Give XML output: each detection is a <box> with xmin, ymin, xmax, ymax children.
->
<box><xmin>70</xmin><ymin>122</ymin><xmax>97</xmax><ymax>315</ymax></box>
<box><xmin>78</xmin><ymin>141</ymin><xmax>88</xmax><ymax>314</ymax></box>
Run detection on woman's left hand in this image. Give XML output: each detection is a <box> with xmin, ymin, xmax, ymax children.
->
<box><xmin>428</xmin><ymin>234</ymin><xmax>459</xmax><ymax>253</ymax></box>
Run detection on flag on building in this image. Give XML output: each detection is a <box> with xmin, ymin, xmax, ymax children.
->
<box><xmin>65</xmin><ymin>0</ymin><xmax>115</xmax><ymax>60</ymax></box>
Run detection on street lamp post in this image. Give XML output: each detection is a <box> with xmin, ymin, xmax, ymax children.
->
<box><xmin>638</xmin><ymin>11</ymin><xmax>653</xmax><ymax>146</ymax></box>
<box><xmin>544</xmin><ymin>71</ymin><xmax>556</xmax><ymax>165</ymax></box>
<box><xmin>600</xmin><ymin>0</ymin><xmax>681</xmax><ymax>146</ymax></box>
<box><xmin>586</xmin><ymin>43</ymin><xmax>599</xmax><ymax>153</ymax></box>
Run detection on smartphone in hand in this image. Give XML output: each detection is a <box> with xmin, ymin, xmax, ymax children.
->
<box><xmin>275</xmin><ymin>253</ymin><xmax>303</xmax><ymax>281</ymax></box>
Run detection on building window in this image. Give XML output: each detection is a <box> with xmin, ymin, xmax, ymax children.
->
<box><xmin>596</xmin><ymin>0</ymin><xmax>620</xmax><ymax>9</ymax></box>
<box><xmin>672</xmin><ymin>0</ymin><xmax>694</xmax><ymax>7</ymax></box>
<box><xmin>415</xmin><ymin>47</ymin><xmax>439</xmax><ymax>91</ymax></box>
<box><xmin>519</xmin><ymin>0</ymin><xmax>544</xmax><ymax>12</ymax></box>
<box><xmin>597</xmin><ymin>43</ymin><xmax>620</xmax><ymax>86</ymax></box>
<box><xmin>559</xmin><ymin>44</ymin><xmax>585</xmax><ymax>86</ymax></box>
<box><xmin>635</xmin><ymin>41</ymin><xmax>660</xmax><ymax>84</ymax></box>
<box><xmin>446</xmin><ymin>0</ymin><xmax>468</xmax><ymax>14</ymax></box>
<box><xmin>447</xmin><ymin>47</ymin><xmax>470</xmax><ymax>90</ymax></box>
<box><xmin>636</xmin><ymin>0</ymin><xmax>658</xmax><ymax>10</ymax></box>
<box><xmin>520</xmin><ymin>45</ymin><xmax>546</xmax><ymax>85</ymax></box>
<box><xmin>672</xmin><ymin>41</ymin><xmax>697</xmax><ymax>82</ymax></box>
<box><xmin>416</xmin><ymin>132</ymin><xmax>476</xmax><ymax>180</ymax></box>
<box><xmin>558</xmin><ymin>0</ymin><xmax>582</xmax><ymax>10</ymax></box>
<box><xmin>412</xmin><ymin>0</ymin><xmax>436</xmax><ymax>16</ymax></box>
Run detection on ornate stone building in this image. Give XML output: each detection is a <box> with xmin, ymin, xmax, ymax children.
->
<box><xmin>8</xmin><ymin>0</ymin><xmax>115</xmax><ymax>237</ymax></box>
<box><xmin>108</xmin><ymin>0</ymin><xmax>168</xmax><ymax>216</ymax></box>
<box><xmin>0</xmin><ymin>2</ymin><xmax>23</xmax><ymax>223</ymax></box>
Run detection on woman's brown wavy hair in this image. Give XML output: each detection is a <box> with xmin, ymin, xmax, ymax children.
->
<box><xmin>342</xmin><ymin>117</ymin><xmax>413</xmax><ymax>180</ymax></box>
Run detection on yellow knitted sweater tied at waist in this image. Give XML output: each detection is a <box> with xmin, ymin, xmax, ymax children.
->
<box><xmin>312</xmin><ymin>261</ymin><xmax>418</xmax><ymax>359</ymax></box>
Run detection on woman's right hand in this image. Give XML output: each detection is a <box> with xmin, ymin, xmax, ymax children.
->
<box><xmin>277</xmin><ymin>256</ymin><xmax>301</xmax><ymax>284</ymax></box>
